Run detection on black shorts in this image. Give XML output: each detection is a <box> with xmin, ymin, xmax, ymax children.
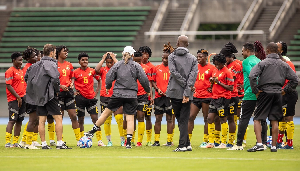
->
<box><xmin>208</xmin><ymin>98</ymin><xmax>230</xmax><ymax>118</ymax></box>
<box><xmin>57</xmin><ymin>88</ymin><xmax>76</xmax><ymax>110</ymax></box>
<box><xmin>192</xmin><ymin>98</ymin><xmax>211</xmax><ymax>110</ymax></box>
<box><xmin>75</xmin><ymin>94</ymin><xmax>98</xmax><ymax>117</ymax></box>
<box><xmin>107</xmin><ymin>96</ymin><xmax>138</xmax><ymax>115</ymax></box>
<box><xmin>100</xmin><ymin>96</ymin><xmax>110</xmax><ymax>113</ymax></box>
<box><xmin>282</xmin><ymin>91</ymin><xmax>298</xmax><ymax>117</ymax></box>
<box><xmin>154</xmin><ymin>96</ymin><xmax>172</xmax><ymax>115</ymax></box>
<box><xmin>8</xmin><ymin>97</ymin><xmax>26</xmax><ymax>122</ymax></box>
<box><xmin>240</xmin><ymin>100</ymin><xmax>257</xmax><ymax>119</ymax></box>
<box><xmin>229</xmin><ymin>96</ymin><xmax>239</xmax><ymax>115</ymax></box>
<box><xmin>237</xmin><ymin>97</ymin><xmax>243</xmax><ymax>109</ymax></box>
<box><xmin>37</xmin><ymin>97</ymin><xmax>62</xmax><ymax>116</ymax></box>
<box><xmin>137</xmin><ymin>94</ymin><xmax>149</xmax><ymax>113</ymax></box>
<box><xmin>254</xmin><ymin>92</ymin><xmax>282</xmax><ymax>121</ymax></box>
<box><xmin>26</xmin><ymin>103</ymin><xmax>37</xmax><ymax>114</ymax></box>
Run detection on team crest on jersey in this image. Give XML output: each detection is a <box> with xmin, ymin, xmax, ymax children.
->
<box><xmin>66</xmin><ymin>65</ymin><xmax>70</xmax><ymax>70</ymax></box>
<box><xmin>219</xmin><ymin>72</ymin><xmax>223</xmax><ymax>77</ymax></box>
<box><xmin>88</xmin><ymin>71</ymin><xmax>92</xmax><ymax>76</ymax></box>
<box><xmin>11</xmin><ymin>113</ymin><xmax>15</xmax><ymax>119</ymax></box>
<box><xmin>205</xmin><ymin>69</ymin><xmax>210</xmax><ymax>74</ymax></box>
<box><xmin>159</xmin><ymin>69</ymin><xmax>162</xmax><ymax>72</ymax></box>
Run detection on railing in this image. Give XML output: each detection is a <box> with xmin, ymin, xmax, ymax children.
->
<box><xmin>269</xmin><ymin>0</ymin><xmax>289</xmax><ymax>33</ymax></box>
<box><xmin>180</xmin><ymin>0</ymin><xmax>199</xmax><ymax>32</ymax></box>
<box><xmin>145</xmin><ymin>30</ymin><xmax>265</xmax><ymax>42</ymax></box>
<box><xmin>237</xmin><ymin>0</ymin><xmax>258</xmax><ymax>31</ymax></box>
<box><xmin>149</xmin><ymin>0</ymin><xmax>169</xmax><ymax>42</ymax></box>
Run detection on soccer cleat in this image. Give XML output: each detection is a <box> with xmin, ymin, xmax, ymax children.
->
<box><xmin>32</xmin><ymin>141</ymin><xmax>42</xmax><ymax>147</ymax></box>
<box><xmin>84</xmin><ymin>131</ymin><xmax>94</xmax><ymax>139</ymax></box>
<box><xmin>186</xmin><ymin>146</ymin><xmax>192</xmax><ymax>151</ymax></box>
<box><xmin>98</xmin><ymin>140</ymin><xmax>106</xmax><ymax>146</ymax></box>
<box><xmin>49</xmin><ymin>141</ymin><xmax>56</xmax><ymax>146</ymax></box>
<box><xmin>25</xmin><ymin>144</ymin><xmax>40</xmax><ymax>149</ymax></box>
<box><xmin>226</xmin><ymin>144</ymin><xmax>234</xmax><ymax>148</ymax></box>
<box><xmin>146</xmin><ymin>142</ymin><xmax>152</xmax><ymax>146</ymax></box>
<box><xmin>214</xmin><ymin>143</ymin><xmax>220</xmax><ymax>147</ymax></box>
<box><xmin>276</xmin><ymin>142</ymin><xmax>284</xmax><ymax>149</ymax></box>
<box><xmin>173</xmin><ymin>147</ymin><xmax>187</xmax><ymax>152</ymax></box>
<box><xmin>227</xmin><ymin>145</ymin><xmax>244</xmax><ymax>150</ymax></box>
<box><xmin>19</xmin><ymin>141</ymin><xmax>26</xmax><ymax>147</ymax></box>
<box><xmin>136</xmin><ymin>142</ymin><xmax>142</xmax><ymax>147</ymax></box>
<box><xmin>121</xmin><ymin>140</ymin><xmax>125</xmax><ymax>147</ymax></box>
<box><xmin>199</xmin><ymin>142</ymin><xmax>207</xmax><ymax>148</ymax></box>
<box><xmin>152</xmin><ymin>141</ymin><xmax>160</xmax><ymax>146</ymax></box>
<box><xmin>270</xmin><ymin>148</ymin><xmax>277</xmax><ymax>152</ymax></box>
<box><xmin>11</xmin><ymin>143</ymin><xmax>22</xmax><ymax>148</ymax></box>
<box><xmin>163</xmin><ymin>142</ymin><xmax>173</xmax><ymax>146</ymax></box>
<box><xmin>247</xmin><ymin>145</ymin><xmax>264</xmax><ymax>152</ymax></box>
<box><xmin>206</xmin><ymin>143</ymin><xmax>215</xmax><ymax>148</ymax></box>
<box><xmin>282</xmin><ymin>145</ymin><xmax>293</xmax><ymax>149</ymax></box>
<box><xmin>42</xmin><ymin>145</ymin><xmax>52</xmax><ymax>149</ymax></box>
<box><xmin>126</xmin><ymin>144</ymin><xmax>132</xmax><ymax>149</ymax></box>
<box><xmin>56</xmin><ymin>143</ymin><xmax>72</xmax><ymax>149</ymax></box>
<box><xmin>107</xmin><ymin>141</ymin><xmax>113</xmax><ymax>147</ymax></box>
<box><xmin>5</xmin><ymin>143</ymin><xmax>11</xmax><ymax>148</ymax></box>
<box><xmin>215</xmin><ymin>143</ymin><xmax>226</xmax><ymax>148</ymax></box>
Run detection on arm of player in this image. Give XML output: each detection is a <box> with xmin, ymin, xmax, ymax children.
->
<box><xmin>95</xmin><ymin>78</ymin><xmax>101</xmax><ymax>98</ymax></box>
<box><xmin>183</xmin><ymin>58</ymin><xmax>198</xmax><ymax>98</ymax></box>
<box><xmin>95</xmin><ymin>53</ymin><xmax>107</xmax><ymax>74</ymax></box>
<box><xmin>136</xmin><ymin>64</ymin><xmax>150</xmax><ymax>94</ymax></box>
<box><xmin>283</xmin><ymin>66</ymin><xmax>299</xmax><ymax>93</ymax></box>
<box><xmin>168</xmin><ymin>54</ymin><xmax>186</xmax><ymax>88</ymax></box>
<box><xmin>249</xmin><ymin>63</ymin><xmax>262</xmax><ymax>95</ymax></box>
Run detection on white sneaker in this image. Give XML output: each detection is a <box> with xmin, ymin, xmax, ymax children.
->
<box><xmin>186</xmin><ymin>146</ymin><xmax>192</xmax><ymax>151</ymax></box>
<box><xmin>227</xmin><ymin>145</ymin><xmax>244</xmax><ymax>150</ymax></box>
<box><xmin>173</xmin><ymin>147</ymin><xmax>187</xmax><ymax>152</ymax></box>
<box><xmin>98</xmin><ymin>140</ymin><xmax>106</xmax><ymax>146</ymax></box>
<box><xmin>25</xmin><ymin>144</ymin><xmax>40</xmax><ymax>149</ymax></box>
<box><xmin>215</xmin><ymin>143</ymin><xmax>227</xmax><ymax>148</ymax></box>
<box><xmin>19</xmin><ymin>141</ymin><xmax>26</xmax><ymax>147</ymax></box>
<box><xmin>32</xmin><ymin>141</ymin><xmax>42</xmax><ymax>147</ymax></box>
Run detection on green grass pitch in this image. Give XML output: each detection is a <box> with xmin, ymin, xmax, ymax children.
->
<box><xmin>0</xmin><ymin>124</ymin><xmax>299</xmax><ymax>171</ymax></box>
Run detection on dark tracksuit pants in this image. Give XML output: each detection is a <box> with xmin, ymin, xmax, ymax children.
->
<box><xmin>236</xmin><ymin>100</ymin><xmax>268</xmax><ymax>146</ymax></box>
<box><xmin>171</xmin><ymin>98</ymin><xmax>191</xmax><ymax>148</ymax></box>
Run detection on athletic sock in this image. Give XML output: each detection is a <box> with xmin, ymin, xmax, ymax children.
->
<box><xmin>5</xmin><ymin>132</ymin><xmax>12</xmax><ymax>144</ymax></box>
<box><xmin>57</xmin><ymin>140</ymin><xmax>63</xmax><ymax>146</ymax></box>
<box><xmin>32</xmin><ymin>133</ymin><xmax>38</xmax><ymax>142</ymax></box>
<box><xmin>203</xmin><ymin>134</ymin><xmax>208</xmax><ymax>142</ymax></box>
<box><xmin>228</xmin><ymin>132</ymin><xmax>235</xmax><ymax>145</ymax></box>
<box><xmin>80</xmin><ymin>131</ymin><xmax>84</xmax><ymax>138</ymax></box>
<box><xmin>132</xmin><ymin>131</ymin><xmax>136</xmax><ymax>143</ymax></box>
<box><xmin>21</xmin><ymin>122</ymin><xmax>28</xmax><ymax>142</ymax></box>
<box><xmin>26</xmin><ymin>132</ymin><xmax>34</xmax><ymax>145</ymax></box>
<box><xmin>155</xmin><ymin>134</ymin><xmax>160</xmax><ymax>142</ymax></box>
<box><xmin>62</xmin><ymin>134</ymin><xmax>64</xmax><ymax>142</ymax></box>
<box><xmin>137</xmin><ymin>122</ymin><xmax>145</xmax><ymax>143</ymax></box>
<box><xmin>171</xmin><ymin>128</ymin><xmax>175</xmax><ymax>142</ymax></box>
<box><xmin>208</xmin><ymin>123</ymin><xmax>215</xmax><ymax>144</ymax></box>
<box><xmin>278</xmin><ymin>121</ymin><xmax>287</xmax><ymax>132</ymax></box>
<box><xmin>167</xmin><ymin>134</ymin><xmax>172</xmax><ymax>143</ymax></box>
<box><xmin>146</xmin><ymin>129</ymin><xmax>152</xmax><ymax>142</ymax></box>
<box><xmin>104</xmin><ymin>115</ymin><xmax>112</xmax><ymax>141</ymax></box>
<box><xmin>48</xmin><ymin>122</ymin><xmax>55</xmax><ymax>141</ymax></box>
<box><xmin>286</xmin><ymin>121</ymin><xmax>294</xmax><ymax>145</ymax></box>
<box><xmin>123</xmin><ymin>129</ymin><xmax>127</xmax><ymax>140</ymax></box>
<box><xmin>221</xmin><ymin>122</ymin><xmax>228</xmax><ymax>144</ymax></box>
<box><xmin>214</xmin><ymin>130</ymin><xmax>220</xmax><ymax>144</ymax></box>
<box><xmin>42</xmin><ymin>141</ymin><xmax>47</xmax><ymax>147</ymax></box>
<box><xmin>244</xmin><ymin>127</ymin><xmax>248</xmax><ymax>141</ymax></box>
<box><xmin>13</xmin><ymin>136</ymin><xmax>19</xmax><ymax>144</ymax></box>
<box><xmin>277</xmin><ymin>133</ymin><xmax>284</xmax><ymax>143</ymax></box>
<box><xmin>234</xmin><ymin>115</ymin><xmax>238</xmax><ymax>133</ymax></box>
<box><xmin>96</xmin><ymin>130</ymin><xmax>102</xmax><ymax>141</ymax></box>
<box><xmin>189</xmin><ymin>134</ymin><xmax>192</xmax><ymax>141</ymax></box>
<box><xmin>126</xmin><ymin>134</ymin><xmax>132</xmax><ymax>146</ymax></box>
<box><xmin>73</xmin><ymin>128</ymin><xmax>81</xmax><ymax>141</ymax></box>
<box><xmin>257</xmin><ymin>142</ymin><xmax>263</xmax><ymax>146</ymax></box>
<box><xmin>115</xmin><ymin>114</ymin><xmax>124</xmax><ymax>138</ymax></box>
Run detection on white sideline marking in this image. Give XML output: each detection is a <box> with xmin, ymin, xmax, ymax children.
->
<box><xmin>2</xmin><ymin>156</ymin><xmax>299</xmax><ymax>161</ymax></box>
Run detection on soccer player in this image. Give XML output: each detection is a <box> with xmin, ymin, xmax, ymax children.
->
<box><xmin>96</xmin><ymin>52</ymin><xmax>124</xmax><ymax>146</ymax></box>
<box><xmin>25</xmin><ymin>44</ymin><xmax>70</xmax><ymax>149</ymax></box>
<box><xmin>85</xmin><ymin>46</ymin><xmax>150</xmax><ymax>149</ymax></box>
<box><xmin>56</xmin><ymin>45</ymin><xmax>81</xmax><ymax>144</ymax></box>
<box><xmin>133</xmin><ymin>51</ymin><xmax>153</xmax><ymax>146</ymax></box>
<box><xmin>206</xmin><ymin>53</ymin><xmax>234</xmax><ymax>148</ymax></box>
<box><xmin>219</xmin><ymin>42</ymin><xmax>241</xmax><ymax>148</ymax></box>
<box><xmin>5</xmin><ymin>52</ymin><xmax>26</xmax><ymax>148</ymax></box>
<box><xmin>151</xmin><ymin>43</ymin><xmax>175</xmax><ymax>146</ymax></box>
<box><xmin>20</xmin><ymin>47</ymin><xmax>40</xmax><ymax>149</ymax></box>
<box><xmin>248</xmin><ymin>43</ymin><xmax>298</xmax><ymax>152</ymax></box>
<box><xmin>276</xmin><ymin>41</ymin><xmax>297</xmax><ymax>149</ymax></box>
<box><xmin>72</xmin><ymin>52</ymin><xmax>102</xmax><ymax>146</ymax></box>
<box><xmin>140</xmin><ymin>46</ymin><xmax>154</xmax><ymax>144</ymax></box>
<box><xmin>188</xmin><ymin>49</ymin><xmax>216</xmax><ymax>148</ymax></box>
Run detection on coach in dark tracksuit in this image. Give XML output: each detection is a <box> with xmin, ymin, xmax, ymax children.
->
<box><xmin>248</xmin><ymin>43</ymin><xmax>298</xmax><ymax>152</ymax></box>
<box><xmin>166</xmin><ymin>35</ymin><xmax>198</xmax><ymax>152</ymax></box>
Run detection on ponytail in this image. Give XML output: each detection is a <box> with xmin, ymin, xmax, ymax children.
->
<box><xmin>122</xmin><ymin>52</ymin><xmax>132</xmax><ymax>64</ymax></box>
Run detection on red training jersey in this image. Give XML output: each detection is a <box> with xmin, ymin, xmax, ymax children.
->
<box><xmin>235</xmin><ymin>59</ymin><xmax>244</xmax><ymax>98</ymax></box>
<box><xmin>58</xmin><ymin>61</ymin><xmax>73</xmax><ymax>91</ymax></box>
<box><xmin>212</xmin><ymin>66</ymin><xmax>234</xmax><ymax>99</ymax></box>
<box><xmin>152</xmin><ymin>63</ymin><xmax>170</xmax><ymax>98</ymax></box>
<box><xmin>5</xmin><ymin>67</ymin><xmax>26</xmax><ymax>102</ymax></box>
<box><xmin>226</xmin><ymin>60</ymin><xmax>242</xmax><ymax>97</ymax></box>
<box><xmin>283</xmin><ymin>61</ymin><xmax>296</xmax><ymax>88</ymax></box>
<box><xmin>99</xmin><ymin>66</ymin><xmax>114</xmax><ymax>97</ymax></box>
<box><xmin>137</xmin><ymin>63</ymin><xmax>151</xmax><ymax>96</ymax></box>
<box><xmin>144</xmin><ymin>61</ymin><xmax>155</xmax><ymax>81</ymax></box>
<box><xmin>72</xmin><ymin>67</ymin><xmax>100</xmax><ymax>99</ymax></box>
<box><xmin>194</xmin><ymin>63</ymin><xmax>216</xmax><ymax>99</ymax></box>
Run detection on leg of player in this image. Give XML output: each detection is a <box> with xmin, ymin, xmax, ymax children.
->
<box><xmin>90</xmin><ymin>114</ymin><xmax>104</xmax><ymax>147</ymax></box>
<box><xmin>188</xmin><ymin>103</ymin><xmax>200</xmax><ymax>145</ymax></box>
<box><xmin>261</xmin><ymin>120</ymin><xmax>268</xmax><ymax>149</ymax></box>
<box><xmin>52</xmin><ymin>114</ymin><xmax>71</xmax><ymax>149</ymax></box>
<box><xmin>67</xmin><ymin>109</ymin><xmax>81</xmax><ymax>144</ymax></box>
<box><xmin>218</xmin><ymin>117</ymin><xmax>228</xmax><ymax>148</ymax></box>
<box><xmin>78</xmin><ymin>116</ymin><xmax>84</xmax><ymax>137</ymax></box>
<box><xmin>201</xmin><ymin>102</ymin><xmax>209</xmax><ymax>148</ymax></box>
<box><xmin>153</xmin><ymin>114</ymin><xmax>163</xmax><ymax>146</ymax></box>
<box><xmin>206</xmin><ymin>112</ymin><xmax>216</xmax><ymax>148</ymax></box>
<box><xmin>227</xmin><ymin>114</ymin><xmax>236</xmax><ymax>148</ymax></box>
<box><xmin>5</xmin><ymin>120</ymin><xmax>16</xmax><ymax>147</ymax></box>
<box><xmin>136</xmin><ymin>110</ymin><xmax>145</xmax><ymax>146</ymax></box>
<box><xmin>164</xmin><ymin>113</ymin><xmax>173</xmax><ymax>146</ymax></box>
<box><xmin>270</xmin><ymin>120</ymin><xmax>279</xmax><ymax>150</ymax></box>
<box><xmin>19</xmin><ymin>122</ymin><xmax>28</xmax><ymax>147</ymax></box>
<box><xmin>114</xmin><ymin>107</ymin><xmax>125</xmax><ymax>146</ymax></box>
<box><xmin>214</xmin><ymin>116</ymin><xmax>221</xmax><ymax>147</ymax></box>
<box><xmin>47</xmin><ymin>115</ymin><xmax>56</xmax><ymax>146</ymax></box>
<box><xmin>39</xmin><ymin>116</ymin><xmax>49</xmax><ymax>149</ymax></box>
<box><xmin>247</xmin><ymin>120</ymin><xmax>264</xmax><ymax>152</ymax></box>
<box><xmin>284</xmin><ymin>116</ymin><xmax>294</xmax><ymax>149</ymax></box>
<box><xmin>25</xmin><ymin>111</ymin><xmax>39</xmax><ymax>149</ymax></box>
<box><xmin>145</xmin><ymin>114</ymin><xmax>152</xmax><ymax>146</ymax></box>
<box><xmin>32</xmin><ymin>119</ymin><xmax>40</xmax><ymax>147</ymax></box>
<box><xmin>125</xmin><ymin>114</ymin><xmax>135</xmax><ymax>148</ymax></box>
<box><xmin>104</xmin><ymin>114</ymin><xmax>112</xmax><ymax>146</ymax></box>
<box><xmin>12</xmin><ymin>120</ymin><xmax>22</xmax><ymax>148</ymax></box>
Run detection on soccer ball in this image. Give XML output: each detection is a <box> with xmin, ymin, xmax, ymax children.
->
<box><xmin>266</xmin><ymin>136</ymin><xmax>272</xmax><ymax>148</ymax></box>
<box><xmin>79</xmin><ymin>136</ymin><xmax>92</xmax><ymax>148</ymax></box>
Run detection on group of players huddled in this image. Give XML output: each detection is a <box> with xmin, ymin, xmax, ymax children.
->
<box><xmin>4</xmin><ymin>39</ymin><xmax>297</xmax><ymax>151</ymax></box>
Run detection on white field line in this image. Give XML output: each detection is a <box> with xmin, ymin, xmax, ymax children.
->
<box><xmin>1</xmin><ymin>156</ymin><xmax>299</xmax><ymax>161</ymax></box>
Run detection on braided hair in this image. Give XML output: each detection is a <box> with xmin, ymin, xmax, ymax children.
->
<box><xmin>163</xmin><ymin>42</ymin><xmax>174</xmax><ymax>54</ymax></box>
<box><xmin>197</xmin><ymin>49</ymin><xmax>208</xmax><ymax>57</ymax></box>
<box><xmin>23</xmin><ymin>46</ymin><xmax>35</xmax><ymax>61</ymax></box>
<box><xmin>254</xmin><ymin>41</ymin><xmax>266</xmax><ymax>60</ymax></box>
<box><xmin>220</xmin><ymin>42</ymin><xmax>238</xmax><ymax>57</ymax></box>
<box><xmin>279</xmin><ymin>41</ymin><xmax>287</xmax><ymax>56</ymax></box>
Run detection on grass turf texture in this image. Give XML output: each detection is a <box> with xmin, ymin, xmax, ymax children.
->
<box><xmin>0</xmin><ymin>124</ymin><xmax>299</xmax><ymax>171</ymax></box>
